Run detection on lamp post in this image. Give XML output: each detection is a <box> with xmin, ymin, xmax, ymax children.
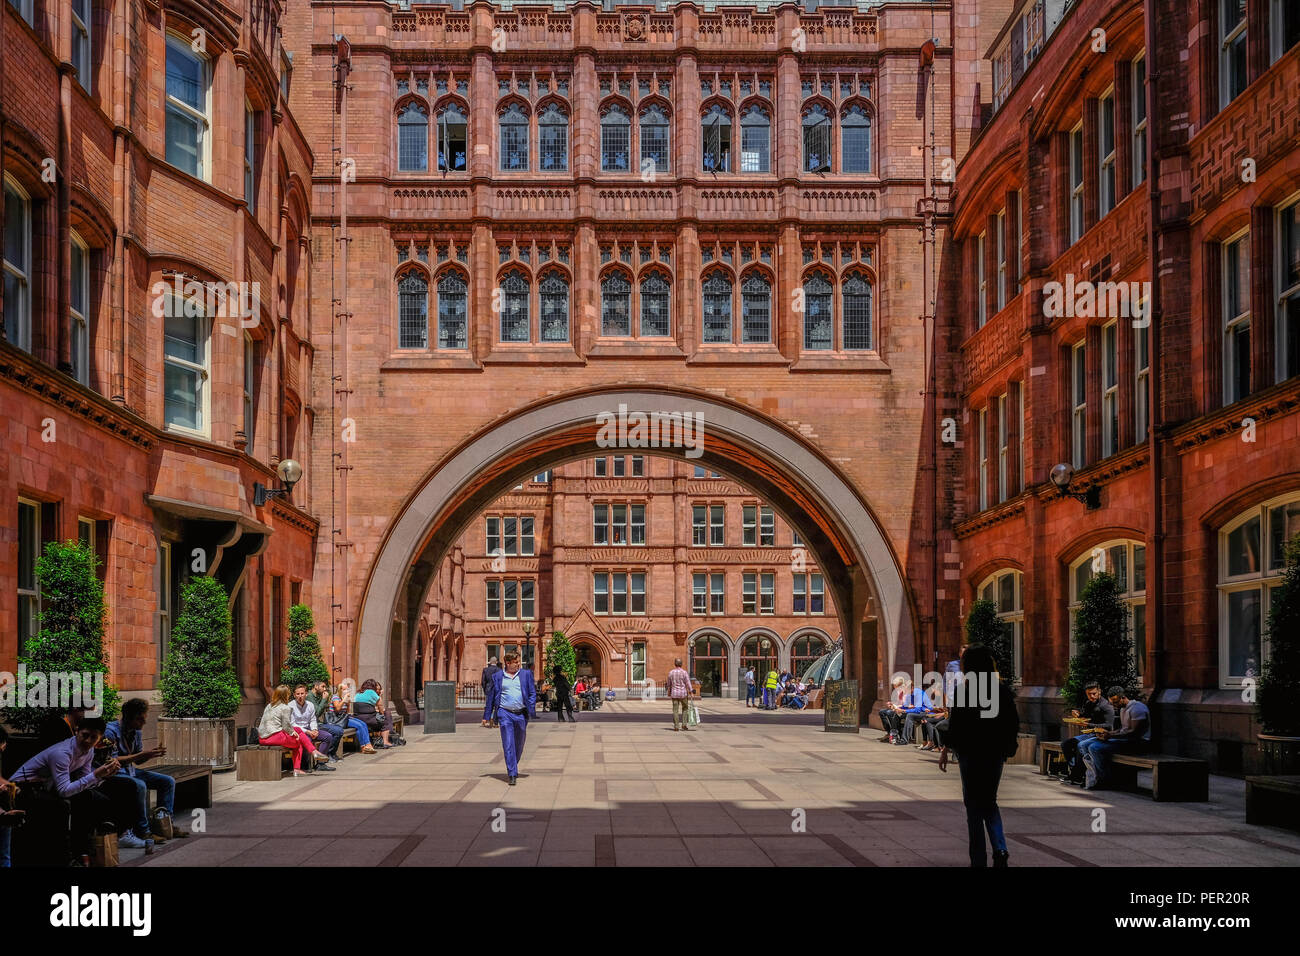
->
<box><xmin>522</xmin><ymin>621</ymin><xmax>534</xmax><ymax>672</ymax></box>
<box><xmin>253</xmin><ymin>459</ymin><xmax>304</xmax><ymax>507</ymax></box>
<box><xmin>1049</xmin><ymin>463</ymin><xmax>1101</xmax><ymax>510</ymax></box>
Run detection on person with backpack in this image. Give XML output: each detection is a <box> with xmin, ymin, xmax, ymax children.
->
<box><xmin>937</xmin><ymin>644</ymin><xmax>1020</xmax><ymax>867</ymax></box>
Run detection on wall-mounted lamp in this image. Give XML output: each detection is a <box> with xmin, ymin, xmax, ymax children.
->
<box><xmin>254</xmin><ymin>459</ymin><xmax>303</xmax><ymax>507</ymax></box>
<box><xmin>1049</xmin><ymin>463</ymin><xmax>1101</xmax><ymax>510</ymax></box>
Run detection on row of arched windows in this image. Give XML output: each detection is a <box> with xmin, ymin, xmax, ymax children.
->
<box><xmin>395</xmin><ymin>98</ymin><xmax>872</xmax><ymax>175</ymax></box>
<box><xmin>395</xmin><ymin>267</ymin><xmax>874</xmax><ymax>350</ymax></box>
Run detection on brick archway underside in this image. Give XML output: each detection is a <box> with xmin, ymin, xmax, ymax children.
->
<box><xmin>356</xmin><ymin>388</ymin><xmax>914</xmax><ymax>700</ymax></box>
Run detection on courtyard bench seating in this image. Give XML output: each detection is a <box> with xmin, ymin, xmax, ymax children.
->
<box><xmin>1245</xmin><ymin>775</ymin><xmax>1300</xmax><ymax>832</ymax></box>
<box><xmin>1038</xmin><ymin>740</ymin><xmax>1209</xmax><ymax>801</ymax></box>
<box><xmin>146</xmin><ymin>763</ymin><xmax>213</xmax><ymax>809</ymax></box>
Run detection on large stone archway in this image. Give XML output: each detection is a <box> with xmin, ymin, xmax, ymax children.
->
<box><xmin>354</xmin><ymin>387</ymin><xmax>916</xmax><ymax>712</ymax></box>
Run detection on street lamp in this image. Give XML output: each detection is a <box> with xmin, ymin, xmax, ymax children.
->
<box><xmin>522</xmin><ymin>621</ymin><xmax>534</xmax><ymax>671</ymax></box>
<box><xmin>253</xmin><ymin>459</ymin><xmax>303</xmax><ymax>507</ymax></box>
<box><xmin>1049</xmin><ymin>463</ymin><xmax>1101</xmax><ymax>510</ymax></box>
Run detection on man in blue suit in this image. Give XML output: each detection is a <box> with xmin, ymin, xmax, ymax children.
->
<box><xmin>485</xmin><ymin>652</ymin><xmax>537</xmax><ymax>785</ymax></box>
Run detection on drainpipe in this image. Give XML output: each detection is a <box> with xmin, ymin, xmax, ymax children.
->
<box><xmin>335</xmin><ymin>37</ymin><xmax>353</xmax><ymax>678</ymax></box>
<box><xmin>1143</xmin><ymin>0</ymin><xmax>1165</xmax><ymax>694</ymax></box>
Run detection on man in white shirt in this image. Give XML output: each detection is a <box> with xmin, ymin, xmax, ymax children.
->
<box><xmin>744</xmin><ymin>667</ymin><xmax>757</xmax><ymax>708</ymax></box>
<box><xmin>291</xmin><ymin>685</ymin><xmax>338</xmax><ymax>770</ymax></box>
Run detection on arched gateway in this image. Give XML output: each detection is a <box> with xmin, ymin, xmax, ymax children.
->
<box><xmin>354</xmin><ymin>388</ymin><xmax>915</xmax><ymax>713</ymax></box>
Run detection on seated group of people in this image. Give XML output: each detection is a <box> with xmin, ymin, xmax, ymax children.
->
<box><xmin>0</xmin><ymin>700</ymin><xmax>190</xmax><ymax>867</ymax></box>
<box><xmin>877</xmin><ymin>673</ymin><xmax>953</xmax><ymax>750</ymax></box>
<box><xmin>536</xmin><ymin>671</ymin><xmax>603</xmax><ymax>721</ymax></box>
<box><xmin>256</xmin><ymin>678</ymin><xmax>405</xmax><ymax>774</ymax></box>
<box><xmin>1057</xmin><ymin>683</ymin><xmax>1150</xmax><ymax>790</ymax></box>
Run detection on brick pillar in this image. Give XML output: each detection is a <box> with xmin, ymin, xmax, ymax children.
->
<box><xmin>1007</xmin><ymin>380</ymin><xmax>1022</xmax><ymax>497</ymax></box>
<box><xmin>1082</xmin><ymin>97</ymin><xmax>1099</xmax><ymax>232</ymax></box>
<box><xmin>1200</xmin><ymin>240</ymin><xmax>1222</xmax><ymax>412</ymax></box>
<box><xmin>57</xmin><ymin>65</ymin><xmax>72</xmax><ymax>373</ymax></box>
<box><xmin>471</xmin><ymin>52</ymin><xmax>494</xmax><ymax>179</ymax></box>
<box><xmin>984</xmin><ymin>212</ymin><xmax>998</xmax><ymax>321</ymax></box>
<box><xmin>575</xmin><ymin>220</ymin><xmax>597</xmax><ymax>352</ymax></box>
<box><xmin>1114</xmin><ymin>58</ymin><xmax>1133</xmax><ymax>203</ymax></box>
<box><xmin>778</xmin><ymin>223</ymin><xmax>800</xmax><ymax>358</ymax></box>
<box><xmin>473</xmin><ymin>223</ymin><xmax>493</xmax><ymax>358</ymax></box>
<box><xmin>1250</xmin><ymin>203</ymin><xmax>1276</xmax><ymax>393</ymax></box>
<box><xmin>678</xmin><ymin>223</ymin><xmax>699</xmax><ymax>357</ymax></box>
<box><xmin>776</xmin><ymin>52</ymin><xmax>800</xmax><ymax>181</ymax></box>
<box><xmin>1118</xmin><ymin>302</ymin><xmax>1137</xmax><ymax>451</ymax></box>
<box><xmin>572</xmin><ymin>50</ymin><xmax>596</xmax><ymax>181</ymax></box>
<box><xmin>1085</xmin><ymin>323</ymin><xmax>1102</xmax><ymax>465</ymax></box>
<box><xmin>1038</xmin><ymin>131</ymin><xmax>1066</xmax><ymax>273</ymax></box>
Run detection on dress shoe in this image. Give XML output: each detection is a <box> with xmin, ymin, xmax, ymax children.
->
<box><xmin>508</xmin><ymin>775</ymin><xmax>517</xmax><ymax>786</ymax></box>
<box><xmin>993</xmin><ymin>850</ymin><xmax>1010</xmax><ymax>868</ymax></box>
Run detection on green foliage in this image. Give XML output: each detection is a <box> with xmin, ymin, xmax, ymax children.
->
<box><xmin>159</xmin><ymin>576</ymin><xmax>242</xmax><ymax>719</ymax></box>
<box><xmin>1258</xmin><ymin>535</ymin><xmax>1300</xmax><ymax>736</ymax></box>
<box><xmin>1062</xmin><ymin>571</ymin><xmax>1139</xmax><ymax>709</ymax></box>
<box><xmin>280</xmin><ymin>603</ymin><xmax>330</xmax><ymax>690</ymax></box>
<box><xmin>965</xmin><ymin>598</ymin><xmax>1017</xmax><ymax>687</ymax></box>
<box><xmin>0</xmin><ymin>541</ymin><xmax>119</xmax><ymax>733</ymax></box>
<box><xmin>544</xmin><ymin>630</ymin><xmax>577</xmax><ymax>685</ymax></box>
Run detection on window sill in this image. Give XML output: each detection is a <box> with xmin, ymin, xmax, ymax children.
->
<box><xmin>686</xmin><ymin>346</ymin><xmax>788</xmax><ymax>366</ymax></box>
<box><xmin>481</xmin><ymin>345</ymin><xmax>586</xmax><ymax>366</ymax></box>
<box><xmin>789</xmin><ymin>352</ymin><xmax>890</xmax><ymax>373</ymax></box>
<box><xmin>587</xmin><ymin>340</ymin><xmax>686</xmax><ymax>360</ymax></box>
<box><xmin>381</xmin><ymin>352</ymin><xmax>482</xmax><ymax>371</ymax></box>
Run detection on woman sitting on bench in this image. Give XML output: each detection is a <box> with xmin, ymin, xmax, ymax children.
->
<box><xmin>257</xmin><ymin>685</ymin><xmax>330</xmax><ymax>777</ymax></box>
<box><xmin>353</xmin><ymin>680</ymin><xmax>400</xmax><ymax>749</ymax></box>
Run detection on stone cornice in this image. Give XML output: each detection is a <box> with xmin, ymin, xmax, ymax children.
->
<box><xmin>953</xmin><ymin>495</ymin><xmax>1027</xmax><ymax>540</ymax></box>
<box><xmin>1170</xmin><ymin>380</ymin><xmax>1300</xmax><ymax>453</ymax></box>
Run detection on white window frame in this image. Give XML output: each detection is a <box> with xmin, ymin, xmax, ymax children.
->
<box><xmin>1223</xmin><ymin>229</ymin><xmax>1252</xmax><ymax>405</ymax></box>
<box><xmin>742</xmin><ymin>571</ymin><xmax>757</xmax><ymax>614</ymax></box>
<box><xmin>1132</xmin><ymin>54</ymin><xmax>1148</xmax><ymax>188</ymax></box>
<box><xmin>759</xmin><ymin>506</ymin><xmax>775</xmax><ymax>546</ymax></box>
<box><xmin>72</xmin><ymin>0</ymin><xmax>93</xmax><ymax>94</ymax></box>
<box><xmin>242</xmin><ymin>333</ymin><xmax>256</xmax><ymax>448</ymax></box>
<box><xmin>709</xmin><ymin>504</ymin><xmax>725</xmax><ymax>546</ymax></box>
<box><xmin>1069</xmin><ymin>124</ymin><xmax>1085</xmax><ymax>243</ymax></box>
<box><xmin>978</xmin><ymin>407</ymin><xmax>989</xmax><ymax>511</ymax></box>
<box><xmin>17</xmin><ymin>498</ymin><xmax>41</xmax><ymax>648</ymax></box>
<box><xmin>3</xmin><ymin>175</ymin><xmax>33</xmax><ymax>353</ymax></box>
<box><xmin>976</xmin><ymin>232</ymin><xmax>987</xmax><ymax>327</ymax></box>
<box><xmin>1135</xmin><ymin>300</ymin><xmax>1150</xmax><ymax>442</ymax></box>
<box><xmin>631</xmin><ymin>641</ymin><xmax>647</xmax><ymax>683</ymax></box>
<box><xmin>244</xmin><ymin>103</ymin><xmax>257</xmax><ymax>213</ymax></box>
<box><xmin>1102</xmin><ymin>321</ymin><xmax>1119</xmax><ymax>457</ymax></box>
<box><xmin>760</xmin><ymin>572</ymin><xmax>775</xmax><ymax>614</ymax></box>
<box><xmin>164</xmin><ymin>34</ymin><xmax>212</xmax><ymax>181</ymax></box>
<box><xmin>1098</xmin><ymin>89</ymin><xmax>1116</xmax><ymax>218</ymax></box>
<box><xmin>1273</xmin><ymin>0</ymin><xmax>1299</xmax><ymax>62</ymax></box>
<box><xmin>996</xmin><ymin>211</ymin><xmax>1007</xmax><ymax>312</ymax></box>
<box><xmin>1220</xmin><ymin>0</ymin><xmax>1249</xmax><ymax>109</ymax></box>
<box><xmin>162</xmin><ymin>293</ymin><xmax>210</xmax><ymax>436</ymax></box>
<box><xmin>1018</xmin><ymin>384</ymin><xmax>1027</xmax><ymax>489</ymax></box>
<box><xmin>692</xmin><ymin>505</ymin><xmax>706</xmax><ymax>546</ymax></box>
<box><xmin>9</xmin><ymin>0</ymin><xmax>33</xmax><ymax>28</ymax></box>
<box><xmin>692</xmin><ymin>572</ymin><xmax>707</xmax><ymax>614</ymax></box>
<box><xmin>78</xmin><ymin>516</ymin><xmax>96</xmax><ymax>552</ymax></box>
<box><xmin>742</xmin><ymin>505</ymin><xmax>757</xmax><ymax>546</ymax></box>
<box><xmin>978</xmin><ymin>569</ymin><xmax>1024</xmax><ymax>680</ymax></box>
<box><xmin>1277</xmin><ymin>196</ymin><xmax>1300</xmax><ymax>384</ymax></box>
<box><xmin>997</xmin><ymin>393</ymin><xmax>1009</xmax><ymax>503</ymax></box>
<box><xmin>158</xmin><ymin>540</ymin><xmax>172</xmax><ymax>652</ymax></box>
<box><xmin>1071</xmin><ymin>341</ymin><xmax>1087</xmax><ymax>468</ymax></box>
<box><xmin>709</xmin><ymin>571</ymin><xmax>725</xmax><ymax>614</ymax></box>
<box><xmin>70</xmin><ymin>232</ymin><xmax>91</xmax><ymax>386</ymax></box>
<box><xmin>1068</xmin><ymin>539</ymin><xmax>1147</xmax><ymax>673</ymax></box>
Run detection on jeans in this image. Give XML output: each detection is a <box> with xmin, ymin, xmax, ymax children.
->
<box><xmin>879</xmin><ymin>709</ymin><xmax>903</xmax><ymax>736</ymax></box>
<box><xmin>124</xmin><ymin>769</ymin><xmax>176</xmax><ymax>838</ymax></box>
<box><xmin>555</xmin><ymin>692</ymin><xmax>574</xmax><ymax>721</ymax></box>
<box><xmin>902</xmin><ymin>712</ymin><xmax>927</xmax><ymax>744</ymax></box>
<box><xmin>746</xmin><ymin>684</ymin><xmax>757</xmax><ymax>705</ymax></box>
<box><xmin>0</xmin><ymin>826</ymin><xmax>10</xmax><ymax>867</ymax></box>
<box><xmin>1061</xmin><ymin>734</ymin><xmax>1092</xmax><ymax>779</ymax></box>
<box><xmin>957</xmin><ymin>753</ymin><xmax>1007</xmax><ymax>867</ymax></box>
<box><xmin>763</xmin><ymin>688</ymin><xmax>775</xmax><ymax>709</ymax></box>
<box><xmin>1082</xmin><ymin>738</ymin><xmax>1144</xmax><ymax>790</ymax></box>
<box><xmin>499</xmin><ymin>710</ymin><xmax>528</xmax><ymax>776</ymax></box>
<box><xmin>672</xmin><ymin>697</ymin><xmax>690</xmax><ymax>729</ymax></box>
<box><xmin>313</xmin><ymin>724</ymin><xmax>344</xmax><ymax>757</ymax></box>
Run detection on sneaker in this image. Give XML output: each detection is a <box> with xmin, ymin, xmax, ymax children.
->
<box><xmin>118</xmin><ymin>832</ymin><xmax>152</xmax><ymax>850</ymax></box>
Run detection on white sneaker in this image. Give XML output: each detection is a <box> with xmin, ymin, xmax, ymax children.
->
<box><xmin>118</xmin><ymin>832</ymin><xmax>152</xmax><ymax>850</ymax></box>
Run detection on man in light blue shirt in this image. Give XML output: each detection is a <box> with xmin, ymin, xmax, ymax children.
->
<box><xmin>484</xmin><ymin>653</ymin><xmax>537</xmax><ymax>785</ymax></box>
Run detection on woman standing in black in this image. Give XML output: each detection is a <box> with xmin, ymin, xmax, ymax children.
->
<box><xmin>938</xmin><ymin>644</ymin><xmax>1020</xmax><ymax>867</ymax></box>
<box><xmin>552</xmin><ymin>666</ymin><xmax>575</xmax><ymax>723</ymax></box>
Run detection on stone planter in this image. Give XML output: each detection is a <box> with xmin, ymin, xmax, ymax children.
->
<box><xmin>158</xmin><ymin>716</ymin><xmax>237</xmax><ymax>770</ymax></box>
<box><xmin>1008</xmin><ymin>732</ymin><xmax>1038</xmax><ymax>765</ymax></box>
<box><xmin>1258</xmin><ymin>734</ymin><xmax>1300</xmax><ymax>775</ymax></box>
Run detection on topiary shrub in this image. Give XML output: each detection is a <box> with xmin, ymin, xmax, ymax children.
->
<box><xmin>1062</xmin><ymin>571</ymin><xmax>1139</xmax><ymax>710</ymax></box>
<box><xmin>280</xmin><ymin>603</ymin><xmax>330</xmax><ymax>690</ymax></box>
<box><xmin>0</xmin><ymin>540</ymin><xmax>119</xmax><ymax>733</ymax></box>
<box><xmin>544</xmin><ymin>630</ymin><xmax>577</xmax><ymax>685</ymax></box>
<box><xmin>159</xmin><ymin>575</ymin><xmax>242</xmax><ymax>719</ymax></box>
<box><xmin>1258</xmin><ymin>535</ymin><xmax>1300</xmax><ymax>737</ymax></box>
<box><xmin>965</xmin><ymin>598</ymin><xmax>1018</xmax><ymax>688</ymax></box>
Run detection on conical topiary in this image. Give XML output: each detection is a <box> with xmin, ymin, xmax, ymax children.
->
<box><xmin>544</xmin><ymin>630</ymin><xmax>577</xmax><ymax>685</ymax></box>
<box><xmin>965</xmin><ymin>598</ymin><xmax>1018</xmax><ymax>688</ymax></box>
<box><xmin>0</xmin><ymin>540</ymin><xmax>119</xmax><ymax>733</ymax></box>
<box><xmin>1258</xmin><ymin>535</ymin><xmax>1300</xmax><ymax>737</ymax></box>
<box><xmin>1062</xmin><ymin>571</ymin><xmax>1139</xmax><ymax>709</ymax></box>
<box><xmin>280</xmin><ymin>603</ymin><xmax>330</xmax><ymax>689</ymax></box>
<box><xmin>159</xmin><ymin>575</ymin><xmax>242</xmax><ymax>719</ymax></box>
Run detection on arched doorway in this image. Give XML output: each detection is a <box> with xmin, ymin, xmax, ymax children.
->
<box><xmin>352</xmin><ymin>387</ymin><xmax>914</xmax><ymax>714</ymax></box>
<box><xmin>572</xmin><ymin>641</ymin><xmax>603</xmax><ymax>683</ymax></box>
<box><xmin>790</xmin><ymin>629</ymin><xmax>834</xmax><ymax>679</ymax></box>
<box><xmin>740</xmin><ymin>631</ymin><xmax>779</xmax><ymax>696</ymax></box>
<box><xmin>689</xmin><ymin>632</ymin><xmax>729</xmax><ymax>697</ymax></box>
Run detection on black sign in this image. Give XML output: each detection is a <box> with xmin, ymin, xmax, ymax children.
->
<box><xmin>423</xmin><ymin>681</ymin><xmax>457</xmax><ymax>735</ymax></box>
<box><xmin>823</xmin><ymin>679</ymin><xmax>860</xmax><ymax>733</ymax></box>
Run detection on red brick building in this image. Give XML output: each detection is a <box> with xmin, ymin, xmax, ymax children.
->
<box><xmin>422</xmin><ymin>455</ymin><xmax>840</xmax><ymax>699</ymax></box>
<box><xmin>952</xmin><ymin>0</ymin><xmax>1300</xmax><ymax>771</ymax></box>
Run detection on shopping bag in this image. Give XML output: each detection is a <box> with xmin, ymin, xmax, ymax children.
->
<box><xmin>687</xmin><ymin>701</ymin><xmax>701</xmax><ymax>726</ymax></box>
<box><xmin>91</xmin><ymin>833</ymin><xmax>119</xmax><ymax>868</ymax></box>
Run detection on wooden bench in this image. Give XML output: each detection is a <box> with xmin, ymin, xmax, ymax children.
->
<box><xmin>1038</xmin><ymin>740</ymin><xmax>1209</xmax><ymax>801</ymax></box>
<box><xmin>1245</xmin><ymin>775</ymin><xmax>1300</xmax><ymax>831</ymax></box>
<box><xmin>146</xmin><ymin>763</ymin><xmax>213</xmax><ymax>809</ymax></box>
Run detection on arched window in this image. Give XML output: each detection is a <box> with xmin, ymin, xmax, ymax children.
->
<box><xmin>1068</xmin><ymin>539</ymin><xmax>1147</xmax><ymax>678</ymax></box>
<box><xmin>803</xmin><ymin>104</ymin><xmax>831</xmax><ymax>173</ymax></box>
<box><xmin>640</xmin><ymin>271</ymin><xmax>671</xmax><ymax>337</ymax></box>
<box><xmin>397</xmin><ymin>270</ymin><xmax>429</xmax><ymax>348</ymax></box>
<box><xmin>500</xmin><ymin>269</ymin><xmax>530</xmax><ymax>342</ymax></box>
<box><xmin>803</xmin><ymin>273</ymin><xmax>833</xmax><ymax>350</ymax></box>
<box><xmin>842</xmin><ymin>271</ymin><xmax>873</xmax><ymax>350</ymax></box>
<box><xmin>437</xmin><ymin>104</ymin><xmax>467</xmax><ymax>171</ymax></box>
<box><xmin>977</xmin><ymin>570</ymin><xmax>1024</xmax><ymax>679</ymax></box>
<box><xmin>539</xmin><ymin>104</ymin><xmax>568</xmax><ymax>171</ymax></box>
<box><xmin>741</xmin><ymin>273</ymin><xmax>771</xmax><ymax>343</ymax></box>
<box><xmin>601</xmin><ymin>106</ymin><xmax>631</xmax><ymax>171</ymax></box>
<box><xmin>436</xmin><ymin>271</ymin><xmax>467</xmax><ymax>349</ymax></box>
<box><xmin>499</xmin><ymin>104</ymin><xmax>529</xmax><ymax>171</ymax></box>
<box><xmin>639</xmin><ymin>105</ymin><xmax>670</xmax><ymax>173</ymax></box>
<box><xmin>790</xmin><ymin>633</ymin><xmax>829</xmax><ymax>677</ymax></box>
<box><xmin>690</xmin><ymin>633</ymin><xmax>727</xmax><ymax>697</ymax></box>
<box><xmin>702</xmin><ymin>270</ymin><xmax>733</xmax><ymax>343</ymax></box>
<box><xmin>397</xmin><ymin>103</ymin><xmax>428</xmax><ymax>172</ymax></box>
<box><xmin>741</xmin><ymin>634</ymin><xmax>778</xmax><ymax>682</ymax></box>
<box><xmin>702</xmin><ymin>103</ymin><xmax>732</xmax><ymax>172</ymax></box>
<box><xmin>539</xmin><ymin>270</ymin><xmax>569</xmax><ymax>342</ymax></box>
<box><xmin>739</xmin><ymin>104</ymin><xmax>770</xmax><ymax>173</ymax></box>
<box><xmin>601</xmin><ymin>272</ymin><xmax>632</xmax><ymax>336</ymax></box>
<box><xmin>841</xmin><ymin>104</ymin><xmax>871</xmax><ymax>173</ymax></box>
<box><xmin>1218</xmin><ymin>494</ymin><xmax>1300</xmax><ymax>686</ymax></box>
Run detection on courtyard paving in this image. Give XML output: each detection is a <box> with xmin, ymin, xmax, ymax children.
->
<box><xmin>134</xmin><ymin>699</ymin><xmax>1300</xmax><ymax>867</ymax></box>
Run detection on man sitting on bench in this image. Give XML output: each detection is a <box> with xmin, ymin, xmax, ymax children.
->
<box><xmin>1081</xmin><ymin>686</ymin><xmax>1151</xmax><ymax>791</ymax></box>
<box><xmin>1060</xmin><ymin>682</ymin><xmax>1115</xmax><ymax>785</ymax></box>
<box><xmin>105</xmin><ymin>698</ymin><xmax>190</xmax><ymax>842</ymax></box>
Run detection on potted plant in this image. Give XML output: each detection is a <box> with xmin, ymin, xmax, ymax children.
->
<box><xmin>280</xmin><ymin>604</ymin><xmax>329</xmax><ymax>690</ymax></box>
<box><xmin>0</xmin><ymin>541</ymin><xmax>119</xmax><ymax>774</ymax></box>
<box><xmin>1257</xmin><ymin>534</ymin><xmax>1300</xmax><ymax>774</ymax></box>
<box><xmin>158</xmin><ymin>575</ymin><xmax>242</xmax><ymax>768</ymax></box>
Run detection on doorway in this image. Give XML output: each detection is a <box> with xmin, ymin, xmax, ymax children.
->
<box><xmin>691</xmin><ymin>634</ymin><xmax>727</xmax><ymax>697</ymax></box>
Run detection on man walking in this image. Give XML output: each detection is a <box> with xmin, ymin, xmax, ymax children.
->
<box><xmin>667</xmin><ymin>659</ymin><xmax>694</xmax><ymax>731</ymax></box>
<box><xmin>744</xmin><ymin>666</ymin><xmax>757</xmax><ymax>707</ymax></box>
<box><xmin>485</xmin><ymin>653</ymin><xmax>536</xmax><ymax>785</ymax></box>
<box><xmin>481</xmin><ymin>656</ymin><xmax>501</xmax><ymax>728</ymax></box>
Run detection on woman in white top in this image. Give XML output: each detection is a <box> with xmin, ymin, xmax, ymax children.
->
<box><xmin>258</xmin><ymin>685</ymin><xmax>329</xmax><ymax>776</ymax></box>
